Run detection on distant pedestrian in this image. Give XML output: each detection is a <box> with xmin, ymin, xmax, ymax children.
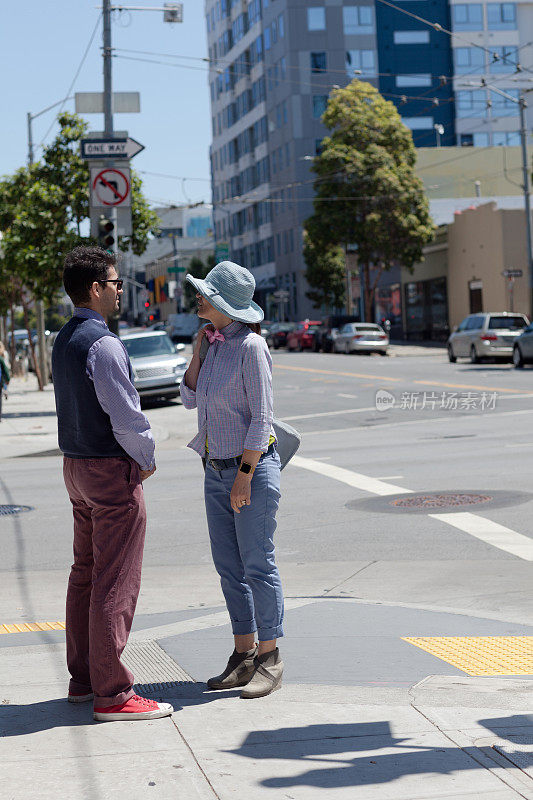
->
<box><xmin>0</xmin><ymin>341</ymin><xmax>10</xmax><ymax>422</ymax></box>
<box><xmin>181</xmin><ymin>261</ymin><xmax>284</xmax><ymax>698</ymax></box>
<box><xmin>52</xmin><ymin>246</ymin><xmax>173</xmax><ymax>722</ymax></box>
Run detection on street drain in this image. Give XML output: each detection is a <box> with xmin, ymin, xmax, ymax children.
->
<box><xmin>0</xmin><ymin>505</ymin><xmax>33</xmax><ymax>516</ymax></box>
<box><xmin>122</xmin><ymin>639</ymin><xmax>194</xmax><ymax>694</ymax></box>
<box><xmin>391</xmin><ymin>493</ymin><xmax>492</xmax><ymax>509</ymax></box>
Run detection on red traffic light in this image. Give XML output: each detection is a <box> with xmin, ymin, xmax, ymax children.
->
<box><xmin>144</xmin><ymin>302</ymin><xmax>150</xmax><ymax>308</ymax></box>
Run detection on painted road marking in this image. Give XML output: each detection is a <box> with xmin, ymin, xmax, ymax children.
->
<box><xmin>291</xmin><ymin>455</ymin><xmax>412</xmax><ymax>496</ymax></box>
<box><xmin>303</xmin><ymin>407</ymin><xmax>533</xmax><ymax>436</ymax></box>
<box><xmin>338</xmin><ymin>393</ymin><xmax>358</xmax><ymax>400</ymax></box>
<box><xmin>280</xmin><ymin>406</ymin><xmax>376</xmax><ymax>422</ymax></box>
<box><xmin>402</xmin><ymin>636</ymin><xmax>533</xmax><ymax>676</ymax></box>
<box><xmin>274</xmin><ymin>363</ymin><xmax>533</xmax><ymax>395</ymax></box>
<box><xmin>429</xmin><ymin>512</ymin><xmax>533</xmax><ymax>561</ymax></box>
<box><xmin>0</xmin><ymin>621</ymin><xmax>65</xmax><ymax>634</ymax></box>
<box><xmin>274</xmin><ymin>365</ymin><xmax>401</xmax><ymax>383</ymax></box>
<box><xmin>291</xmin><ymin>457</ymin><xmax>533</xmax><ymax>560</ymax></box>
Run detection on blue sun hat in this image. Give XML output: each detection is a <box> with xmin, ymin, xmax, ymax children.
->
<box><xmin>186</xmin><ymin>260</ymin><xmax>264</xmax><ymax>323</ymax></box>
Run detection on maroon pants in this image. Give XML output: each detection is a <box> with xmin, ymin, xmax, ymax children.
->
<box><xmin>63</xmin><ymin>457</ymin><xmax>146</xmax><ymax>708</ymax></box>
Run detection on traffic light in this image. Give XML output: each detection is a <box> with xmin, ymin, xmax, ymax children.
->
<box><xmin>144</xmin><ymin>301</ymin><xmax>150</xmax><ymax>308</ymax></box>
<box><xmin>98</xmin><ymin>215</ymin><xmax>115</xmax><ymax>252</ymax></box>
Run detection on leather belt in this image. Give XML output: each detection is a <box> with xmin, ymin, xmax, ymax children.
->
<box><xmin>207</xmin><ymin>443</ymin><xmax>274</xmax><ymax>472</ymax></box>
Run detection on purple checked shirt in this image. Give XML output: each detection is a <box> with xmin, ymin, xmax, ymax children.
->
<box><xmin>74</xmin><ymin>308</ymin><xmax>155</xmax><ymax>470</ymax></box>
<box><xmin>180</xmin><ymin>321</ymin><xmax>274</xmax><ymax>458</ymax></box>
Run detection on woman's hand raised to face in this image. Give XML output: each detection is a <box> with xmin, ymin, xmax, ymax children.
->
<box><xmin>192</xmin><ymin>324</ymin><xmax>214</xmax><ymax>360</ymax></box>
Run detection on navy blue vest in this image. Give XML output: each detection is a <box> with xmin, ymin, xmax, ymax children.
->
<box><xmin>52</xmin><ymin>316</ymin><xmax>130</xmax><ymax>459</ymax></box>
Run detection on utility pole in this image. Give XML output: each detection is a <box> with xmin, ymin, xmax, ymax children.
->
<box><xmin>460</xmin><ymin>79</ymin><xmax>533</xmax><ymax>319</ymax></box>
<box><xmin>26</xmin><ymin>117</ymin><xmax>47</xmax><ymax>388</ymax></box>
<box><xmin>103</xmin><ymin>0</ymin><xmax>113</xmax><ymax>138</ymax></box>
<box><xmin>519</xmin><ymin>95</ymin><xmax>533</xmax><ymax>320</ymax></box>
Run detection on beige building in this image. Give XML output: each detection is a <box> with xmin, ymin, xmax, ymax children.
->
<box><xmin>400</xmin><ymin>201</ymin><xmax>531</xmax><ymax>340</ymax></box>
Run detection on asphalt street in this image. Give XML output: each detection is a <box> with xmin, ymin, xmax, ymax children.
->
<box><xmin>1</xmin><ymin>345</ymin><xmax>533</xmax><ymax>799</ymax></box>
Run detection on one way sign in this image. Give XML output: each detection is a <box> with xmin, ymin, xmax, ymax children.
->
<box><xmin>81</xmin><ymin>137</ymin><xmax>145</xmax><ymax>160</ymax></box>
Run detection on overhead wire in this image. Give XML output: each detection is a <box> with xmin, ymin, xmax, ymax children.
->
<box><xmin>39</xmin><ymin>13</ymin><xmax>103</xmax><ymax>148</ymax></box>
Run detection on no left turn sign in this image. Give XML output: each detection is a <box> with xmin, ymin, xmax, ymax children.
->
<box><xmin>90</xmin><ymin>166</ymin><xmax>131</xmax><ymax>208</ymax></box>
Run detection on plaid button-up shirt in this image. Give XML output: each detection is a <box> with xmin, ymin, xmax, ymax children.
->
<box><xmin>180</xmin><ymin>321</ymin><xmax>274</xmax><ymax>458</ymax></box>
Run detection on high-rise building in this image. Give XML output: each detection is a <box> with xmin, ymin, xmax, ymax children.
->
<box><xmin>205</xmin><ymin>1</ymin><xmax>531</xmax><ymax>319</ymax></box>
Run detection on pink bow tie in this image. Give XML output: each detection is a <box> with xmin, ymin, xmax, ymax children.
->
<box><xmin>205</xmin><ymin>329</ymin><xmax>225</xmax><ymax>344</ymax></box>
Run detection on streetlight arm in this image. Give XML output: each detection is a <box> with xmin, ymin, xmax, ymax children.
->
<box><xmin>29</xmin><ymin>96</ymin><xmax>75</xmax><ymax>121</ymax></box>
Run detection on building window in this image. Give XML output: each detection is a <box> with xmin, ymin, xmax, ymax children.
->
<box><xmin>456</xmin><ymin>89</ymin><xmax>486</xmax><ymax>117</ymax></box>
<box><xmin>490</xmin><ymin>45</ymin><xmax>517</xmax><ymax>71</ymax></box>
<box><xmin>493</xmin><ymin>131</ymin><xmax>520</xmax><ymax>145</ymax></box>
<box><xmin>311</xmin><ymin>51</ymin><xmax>327</xmax><ymax>73</ymax></box>
<box><xmin>454</xmin><ymin>47</ymin><xmax>485</xmax><ymax>72</ymax></box>
<box><xmin>271</xmin><ymin>17</ymin><xmax>278</xmax><ymax>44</ymax></box>
<box><xmin>307</xmin><ymin>7</ymin><xmax>326</xmax><ymax>31</ymax></box>
<box><xmin>313</xmin><ymin>95</ymin><xmax>328</xmax><ymax>118</ymax></box>
<box><xmin>278</xmin><ymin>12</ymin><xmax>285</xmax><ymax>38</ymax></box>
<box><xmin>396</xmin><ymin>74</ymin><xmax>432</xmax><ymax>87</ymax></box>
<box><xmin>346</xmin><ymin>49</ymin><xmax>375</xmax><ymax>78</ymax></box>
<box><xmin>343</xmin><ymin>6</ymin><xmax>374</xmax><ymax>34</ymax></box>
<box><xmin>401</xmin><ymin>116</ymin><xmax>434</xmax><ymax>130</ymax></box>
<box><xmin>280</xmin><ymin>56</ymin><xmax>286</xmax><ymax>78</ymax></box>
<box><xmin>452</xmin><ymin>4</ymin><xmax>483</xmax><ymax>30</ymax></box>
<box><xmin>264</xmin><ymin>26</ymin><xmax>271</xmax><ymax>50</ymax></box>
<box><xmin>491</xmin><ymin>89</ymin><xmax>519</xmax><ymax>115</ymax></box>
<box><xmin>393</xmin><ymin>30</ymin><xmax>430</xmax><ymax>44</ymax></box>
<box><xmin>473</xmin><ymin>132</ymin><xmax>490</xmax><ymax>146</ymax></box>
<box><xmin>487</xmin><ymin>3</ymin><xmax>516</xmax><ymax>28</ymax></box>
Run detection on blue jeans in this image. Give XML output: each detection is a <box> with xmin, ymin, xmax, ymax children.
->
<box><xmin>204</xmin><ymin>448</ymin><xmax>284</xmax><ymax>641</ymax></box>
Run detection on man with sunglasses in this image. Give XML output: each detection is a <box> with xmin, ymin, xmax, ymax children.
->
<box><xmin>52</xmin><ymin>246</ymin><xmax>173</xmax><ymax>722</ymax></box>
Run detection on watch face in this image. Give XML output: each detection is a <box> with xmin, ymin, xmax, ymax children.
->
<box><xmin>239</xmin><ymin>462</ymin><xmax>252</xmax><ymax>474</ymax></box>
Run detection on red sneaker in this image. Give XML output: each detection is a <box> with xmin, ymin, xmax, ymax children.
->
<box><xmin>93</xmin><ymin>694</ymin><xmax>173</xmax><ymax>722</ymax></box>
<box><xmin>68</xmin><ymin>691</ymin><xmax>94</xmax><ymax>703</ymax></box>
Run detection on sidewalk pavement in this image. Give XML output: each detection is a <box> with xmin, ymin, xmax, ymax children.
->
<box><xmin>0</xmin><ymin>377</ymin><xmax>175</xmax><ymax>459</ymax></box>
<box><xmin>1</xmin><ymin>599</ymin><xmax>533</xmax><ymax>800</ymax></box>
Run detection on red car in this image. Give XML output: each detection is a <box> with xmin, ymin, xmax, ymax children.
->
<box><xmin>286</xmin><ymin>320</ymin><xmax>322</xmax><ymax>351</ymax></box>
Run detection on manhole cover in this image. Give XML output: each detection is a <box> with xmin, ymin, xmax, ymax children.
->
<box><xmin>0</xmin><ymin>505</ymin><xmax>33</xmax><ymax>517</ymax></box>
<box><xmin>391</xmin><ymin>493</ymin><xmax>492</xmax><ymax>509</ymax></box>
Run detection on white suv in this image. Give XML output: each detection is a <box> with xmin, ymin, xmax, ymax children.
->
<box><xmin>447</xmin><ymin>312</ymin><xmax>529</xmax><ymax>363</ymax></box>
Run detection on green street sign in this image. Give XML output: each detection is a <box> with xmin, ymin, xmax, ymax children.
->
<box><xmin>168</xmin><ymin>266</ymin><xmax>186</xmax><ymax>273</ymax></box>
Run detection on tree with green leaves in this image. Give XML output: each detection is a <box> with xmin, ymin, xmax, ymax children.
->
<box><xmin>183</xmin><ymin>254</ymin><xmax>215</xmax><ymax>312</ymax></box>
<box><xmin>305</xmin><ymin>81</ymin><xmax>435</xmax><ymax>320</ymax></box>
<box><xmin>0</xmin><ymin>112</ymin><xmax>159</xmax><ymax>387</ymax></box>
<box><xmin>303</xmin><ymin>233</ymin><xmax>346</xmax><ymax>312</ymax></box>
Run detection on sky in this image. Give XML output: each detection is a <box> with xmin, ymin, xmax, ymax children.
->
<box><xmin>2</xmin><ymin>1</ymin><xmax>212</xmax><ymax>208</ymax></box>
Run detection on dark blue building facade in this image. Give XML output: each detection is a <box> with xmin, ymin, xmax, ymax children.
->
<box><xmin>375</xmin><ymin>0</ymin><xmax>456</xmax><ymax>147</ymax></box>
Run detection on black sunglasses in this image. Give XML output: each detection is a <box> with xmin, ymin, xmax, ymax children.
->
<box><xmin>99</xmin><ymin>279</ymin><xmax>124</xmax><ymax>290</ymax></box>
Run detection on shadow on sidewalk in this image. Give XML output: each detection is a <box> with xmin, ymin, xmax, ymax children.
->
<box><xmin>0</xmin><ymin>684</ymin><xmax>241</xmax><ymax>736</ymax></box>
<box><xmin>227</xmin><ymin>715</ymin><xmax>533</xmax><ymax>790</ymax></box>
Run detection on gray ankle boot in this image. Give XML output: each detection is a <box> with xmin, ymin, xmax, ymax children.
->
<box><xmin>207</xmin><ymin>646</ymin><xmax>257</xmax><ymax>690</ymax></box>
<box><xmin>240</xmin><ymin>648</ymin><xmax>283</xmax><ymax>699</ymax></box>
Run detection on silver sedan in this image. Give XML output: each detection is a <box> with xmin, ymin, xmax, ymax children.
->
<box><xmin>334</xmin><ymin>323</ymin><xmax>389</xmax><ymax>355</ymax></box>
<box><xmin>121</xmin><ymin>331</ymin><xmax>187</xmax><ymax>401</ymax></box>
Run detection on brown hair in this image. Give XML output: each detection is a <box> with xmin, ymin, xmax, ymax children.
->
<box><xmin>246</xmin><ymin>323</ymin><xmax>262</xmax><ymax>334</ymax></box>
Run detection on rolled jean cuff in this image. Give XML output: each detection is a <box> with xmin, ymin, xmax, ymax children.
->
<box><xmin>231</xmin><ymin>618</ymin><xmax>258</xmax><ymax>636</ymax></box>
<box><xmin>93</xmin><ymin>686</ymin><xmax>135</xmax><ymax>709</ymax></box>
<box><xmin>257</xmin><ymin>624</ymin><xmax>284</xmax><ymax>641</ymax></box>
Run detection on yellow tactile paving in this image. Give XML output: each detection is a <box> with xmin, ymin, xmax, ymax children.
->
<box><xmin>402</xmin><ymin>636</ymin><xmax>533</xmax><ymax>676</ymax></box>
<box><xmin>0</xmin><ymin>621</ymin><xmax>65</xmax><ymax>635</ymax></box>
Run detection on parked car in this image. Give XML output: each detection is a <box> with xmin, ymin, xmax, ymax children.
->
<box><xmin>512</xmin><ymin>323</ymin><xmax>533</xmax><ymax>368</ymax></box>
<box><xmin>266</xmin><ymin>322</ymin><xmax>296</xmax><ymax>349</ymax></box>
<box><xmin>285</xmin><ymin>320</ymin><xmax>322</xmax><ymax>351</ymax></box>
<box><xmin>334</xmin><ymin>323</ymin><xmax>389</xmax><ymax>355</ymax></box>
<box><xmin>314</xmin><ymin>315</ymin><xmax>360</xmax><ymax>352</ymax></box>
<box><xmin>121</xmin><ymin>331</ymin><xmax>187</xmax><ymax>402</ymax></box>
<box><xmin>447</xmin><ymin>312</ymin><xmax>529</xmax><ymax>363</ymax></box>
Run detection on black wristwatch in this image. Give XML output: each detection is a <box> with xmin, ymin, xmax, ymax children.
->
<box><xmin>239</xmin><ymin>461</ymin><xmax>254</xmax><ymax>475</ymax></box>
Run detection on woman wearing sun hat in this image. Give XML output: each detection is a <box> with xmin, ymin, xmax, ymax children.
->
<box><xmin>180</xmin><ymin>260</ymin><xmax>284</xmax><ymax>698</ymax></box>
